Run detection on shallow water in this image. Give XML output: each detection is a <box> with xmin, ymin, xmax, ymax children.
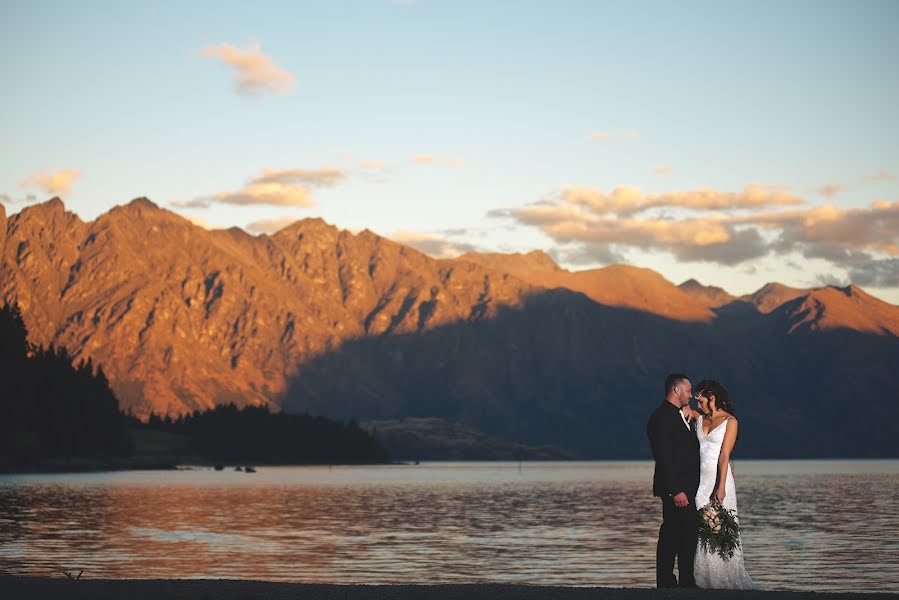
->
<box><xmin>1</xmin><ymin>461</ymin><xmax>897</xmax><ymax>591</ymax></box>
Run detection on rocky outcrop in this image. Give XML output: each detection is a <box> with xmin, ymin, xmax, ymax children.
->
<box><xmin>679</xmin><ymin>278</ymin><xmax>736</xmax><ymax>308</ymax></box>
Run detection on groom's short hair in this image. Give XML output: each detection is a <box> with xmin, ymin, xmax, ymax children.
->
<box><xmin>665</xmin><ymin>373</ymin><xmax>689</xmax><ymax>396</ymax></box>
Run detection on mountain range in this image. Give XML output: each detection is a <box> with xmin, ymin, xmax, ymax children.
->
<box><xmin>2</xmin><ymin>198</ymin><xmax>898</xmax><ymax>457</ymax></box>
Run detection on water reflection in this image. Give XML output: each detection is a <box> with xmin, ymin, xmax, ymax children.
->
<box><xmin>0</xmin><ymin>461</ymin><xmax>897</xmax><ymax>591</ymax></box>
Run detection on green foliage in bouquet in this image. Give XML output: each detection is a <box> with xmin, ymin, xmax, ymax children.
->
<box><xmin>697</xmin><ymin>501</ymin><xmax>741</xmax><ymax>559</ymax></box>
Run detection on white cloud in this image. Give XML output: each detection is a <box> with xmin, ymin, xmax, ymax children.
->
<box><xmin>410</xmin><ymin>154</ymin><xmax>462</xmax><ymax>167</ymax></box>
<box><xmin>181</xmin><ymin>182</ymin><xmax>314</xmax><ymax>208</ymax></box>
<box><xmin>653</xmin><ymin>166</ymin><xmax>674</xmax><ymax>176</ymax></box>
<box><xmin>490</xmin><ymin>185</ymin><xmax>899</xmax><ymax>269</ymax></box>
<box><xmin>245</xmin><ymin>216</ymin><xmax>303</xmax><ymax>234</ymax></box>
<box><xmin>183</xmin><ymin>214</ymin><xmax>214</xmax><ymax>230</ymax></box>
<box><xmin>173</xmin><ymin>166</ymin><xmax>348</xmax><ymax>209</ymax></box>
<box><xmin>589</xmin><ymin>130</ymin><xmax>638</xmax><ymax>142</ymax></box>
<box><xmin>254</xmin><ymin>167</ymin><xmax>345</xmax><ymax>187</ymax></box>
<box><xmin>389</xmin><ymin>230</ymin><xmax>478</xmax><ymax>259</ymax></box>
<box><xmin>19</xmin><ymin>169</ymin><xmax>81</xmax><ymax>195</ymax></box>
<box><xmin>815</xmin><ymin>183</ymin><xmax>847</xmax><ymax>198</ymax></box>
<box><xmin>860</xmin><ymin>170</ymin><xmax>896</xmax><ymax>182</ymax></box>
<box><xmin>201</xmin><ymin>40</ymin><xmax>295</xmax><ymax>98</ymax></box>
<box><xmin>561</xmin><ymin>184</ymin><xmax>805</xmax><ymax>216</ymax></box>
<box><xmin>357</xmin><ymin>159</ymin><xmax>388</xmax><ymax>169</ymax></box>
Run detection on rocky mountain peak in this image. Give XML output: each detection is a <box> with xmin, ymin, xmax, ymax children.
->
<box><xmin>274</xmin><ymin>217</ymin><xmax>337</xmax><ymax>236</ymax></box>
<box><xmin>16</xmin><ymin>196</ymin><xmax>68</xmax><ymax>220</ymax></box>
<box><xmin>744</xmin><ymin>281</ymin><xmax>807</xmax><ymax>314</ymax></box>
<box><xmin>775</xmin><ymin>284</ymin><xmax>899</xmax><ymax>336</ymax></box>
<box><xmin>678</xmin><ymin>278</ymin><xmax>735</xmax><ymax>308</ymax></box>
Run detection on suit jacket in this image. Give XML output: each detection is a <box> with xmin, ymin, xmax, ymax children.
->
<box><xmin>646</xmin><ymin>401</ymin><xmax>700</xmax><ymax>499</ymax></box>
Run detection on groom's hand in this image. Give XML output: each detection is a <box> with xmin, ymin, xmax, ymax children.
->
<box><xmin>672</xmin><ymin>492</ymin><xmax>689</xmax><ymax>508</ymax></box>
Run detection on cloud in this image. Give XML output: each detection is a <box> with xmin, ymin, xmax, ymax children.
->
<box><xmin>174</xmin><ymin>167</ymin><xmax>347</xmax><ymax>209</ymax></box>
<box><xmin>551</xmin><ymin>243</ymin><xmax>625</xmax><ymax>266</ymax></box>
<box><xmin>409</xmin><ymin>154</ymin><xmax>462</xmax><ymax>168</ymax></box>
<box><xmin>860</xmin><ymin>170</ymin><xmax>896</xmax><ymax>182</ymax></box>
<box><xmin>589</xmin><ymin>130</ymin><xmax>637</xmax><ymax>142</ymax></box>
<box><xmin>2</xmin><ymin>193</ymin><xmax>39</xmax><ymax>205</ymax></box>
<box><xmin>201</xmin><ymin>40</ymin><xmax>295</xmax><ymax>98</ymax></box>
<box><xmin>756</xmin><ymin>200</ymin><xmax>899</xmax><ymax>257</ymax></box>
<box><xmin>490</xmin><ymin>184</ymin><xmax>899</xmax><ymax>269</ymax></box>
<box><xmin>389</xmin><ymin>231</ymin><xmax>478</xmax><ymax>259</ymax></box>
<box><xmin>254</xmin><ymin>167</ymin><xmax>345</xmax><ymax>187</ymax></box>
<box><xmin>182</xmin><ymin>182</ymin><xmax>314</xmax><ymax>208</ymax></box>
<box><xmin>357</xmin><ymin>160</ymin><xmax>387</xmax><ymax>170</ymax></box>
<box><xmin>244</xmin><ymin>216</ymin><xmax>302</xmax><ymax>234</ymax></box>
<box><xmin>19</xmin><ymin>169</ymin><xmax>81</xmax><ymax>195</ymax></box>
<box><xmin>561</xmin><ymin>184</ymin><xmax>806</xmax><ymax>216</ymax></box>
<box><xmin>653</xmin><ymin>166</ymin><xmax>674</xmax><ymax>176</ymax></box>
<box><xmin>815</xmin><ymin>183</ymin><xmax>847</xmax><ymax>198</ymax></box>
<box><xmin>513</xmin><ymin>207</ymin><xmax>766</xmax><ymax>265</ymax></box>
<box><xmin>805</xmin><ymin>244</ymin><xmax>899</xmax><ymax>288</ymax></box>
<box><xmin>494</xmin><ymin>202</ymin><xmax>767</xmax><ymax>265</ymax></box>
<box><xmin>183</xmin><ymin>214</ymin><xmax>214</xmax><ymax>230</ymax></box>
<box><xmin>846</xmin><ymin>256</ymin><xmax>899</xmax><ymax>288</ymax></box>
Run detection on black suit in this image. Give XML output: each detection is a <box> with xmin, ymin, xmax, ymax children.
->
<box><xmin>646</xmin><ymin>401</ymin><xmax>700</xmax><ymax>588</ymax></box>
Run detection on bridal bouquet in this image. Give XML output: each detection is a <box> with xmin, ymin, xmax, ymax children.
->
<box><xmin>697</xmin><ymin>501</ymin><xmax>741</xmax><ymax>559</ymax></box>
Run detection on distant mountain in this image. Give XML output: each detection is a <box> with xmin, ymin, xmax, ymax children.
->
<box><xmin>679</xmin><ymin>279</ymin><xmax>736</xmax><ymax>308</ymax></box>
<box><xmin>775</xmin><ymin>285</ymin><xmax>899</xmax><ymax>336</ymax></box>
<box><xmin>462</xmin><ymin>253</ymin><xmax>714</xmax><ymax>322</ymax></box>
<box><xmin>742</xmin><ymin>282</ymin><xmax>808</xmax><ymax>314</ymax></box>
<box><xmin>2</xmin><ymin>198</ymin><xmax>898</xmax><ymax>457</ymax></box>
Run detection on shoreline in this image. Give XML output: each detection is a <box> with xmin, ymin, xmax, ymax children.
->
<box><xmin>1</xmin><ymin>577</ymin><xmax>897</xmax><ymax>599</ymax></box>
<box><xmin>3</xmin><ymin>456</ymin><xmax>899</xmax><ymax>475</ymax></box>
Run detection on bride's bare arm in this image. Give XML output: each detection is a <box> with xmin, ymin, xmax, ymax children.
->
<box><xmin>683</xmin><ymin>407</ymin><xmax>701</xmax><ymax>422</ymax></box>
<box><xmin>713</xmin><ymin>417</ymin><xmax>739</xmax><ymax>503</ymax></box>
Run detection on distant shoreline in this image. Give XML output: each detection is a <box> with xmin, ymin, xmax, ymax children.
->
<box><xmin>2</xmin><ymin>456</ymin><xmax>898</xmax><ymax>476</ymax></box>
<box><xmin>1</xmin><ymin>577</ymin><xmax>896</xmax><ymax>600</ymax></box>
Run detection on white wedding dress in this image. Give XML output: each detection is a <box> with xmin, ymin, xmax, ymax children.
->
<box><xmin>694</xmin><ymin>415</ymin><xmax>756</xmax><ymax>589</ymax></box>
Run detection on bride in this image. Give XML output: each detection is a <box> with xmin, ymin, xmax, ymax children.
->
<box><xmin>684</xmin><ymin>379</ymin><xmax>756</xmax><ymax>590</ymax></box>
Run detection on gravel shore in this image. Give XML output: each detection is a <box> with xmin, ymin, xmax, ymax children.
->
<box><xmin>2</xmin><ymin>577</ymin><xmax>896</xmax><ymax>600</ymax></box>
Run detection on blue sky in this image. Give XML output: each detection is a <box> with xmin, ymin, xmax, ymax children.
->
<box><xmin>2</xmin><ymin>0</ymin><xmax>898</xmax><ymax>302</ymax></box>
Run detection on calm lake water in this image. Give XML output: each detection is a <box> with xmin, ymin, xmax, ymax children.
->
<box><xmin>1</xmin><ymin>461</ymin><xmax>897</xmax><ymax>591</ymax></box>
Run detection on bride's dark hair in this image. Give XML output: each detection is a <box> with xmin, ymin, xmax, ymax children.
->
<box><xmin>696</xmin><ymin>379</ymin><xmax>736</xmax><ymax>416</ymax></box>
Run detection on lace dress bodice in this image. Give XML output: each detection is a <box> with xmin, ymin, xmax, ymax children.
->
<box><xmin>693</xmin><ymin>415</ymin><xmax>756</xmax><ymax>590</ymax></box>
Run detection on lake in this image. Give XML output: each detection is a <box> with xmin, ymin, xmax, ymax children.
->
<box><xmin>1</xmin><ymin>461</ymin><xmax>897</xmax><ymax>592</ymax></box>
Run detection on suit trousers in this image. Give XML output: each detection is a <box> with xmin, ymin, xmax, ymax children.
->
<box><xmin>656</xmin><ymin>496</ymin><xmax>698</xmax><ymax>588</ymax></box>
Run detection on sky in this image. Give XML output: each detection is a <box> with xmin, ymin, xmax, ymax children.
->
<box><xmin>2</xmin><ymin>0</ymin><xmax>898</xmax><ymax>302</ymax></box>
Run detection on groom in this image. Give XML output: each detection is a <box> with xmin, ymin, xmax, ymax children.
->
<box><xmin>646</xmin><ymin>373</ymin><xmax>700</xmax><ymax>588</ymax></box>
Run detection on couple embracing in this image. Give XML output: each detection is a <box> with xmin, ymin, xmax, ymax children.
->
<box><xmin>646</xmin><ymin>373</ymin><xmax>756</xmax><ymax>590</ymax></box>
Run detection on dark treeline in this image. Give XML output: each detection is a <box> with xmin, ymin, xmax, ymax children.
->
<box><xmin>134</xmin><ymin>404</ymin><xmax>390</xmax><ymax>464</ymax></box>
<box><xmin>0</xmin><ymin>303</ymin><xmax>132</xmax><ymax>466</ymax></box>
<box><xmin>1</xmin><ymin>302</ymin><xmax>388</xmax><ymax>468</ymax></box>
